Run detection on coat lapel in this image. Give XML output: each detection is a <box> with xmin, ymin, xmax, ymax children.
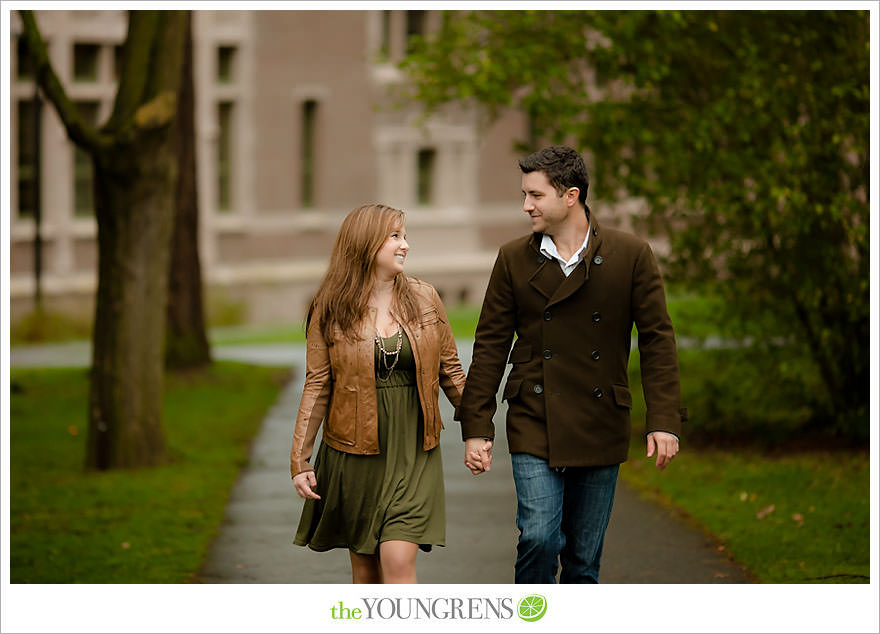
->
<box><xmin>527</xmin><ymin>235</ymin><xmax>564</xmax><ymax>299</ymax></box>
<box><xmin>546</xmin><ymin>219</ymin><xmax>604</xmax><ymax>308</ymax></box>
<box><xmin>529</xmin><ymin>260</ymin><xmax>565</xmax><ymax>300</ymax></box>
<box><xmin>547</xmin><ymin>258</ymin><xmax>587</xmax><ymax>307</ymax></box>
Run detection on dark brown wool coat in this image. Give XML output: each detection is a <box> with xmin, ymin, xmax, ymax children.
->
<box><xmin>458</xmin><ymin>218</ymin><xmax>685</xmax><ymax>467</ymax></box>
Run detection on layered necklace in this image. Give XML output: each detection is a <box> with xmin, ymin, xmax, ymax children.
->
<box><xmin>375</xmin><ymin>322</ymin><xmax>403</xmax><ymax>382</ymax></box>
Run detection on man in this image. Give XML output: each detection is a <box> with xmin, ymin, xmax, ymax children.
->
<box><xmin>459</xmin><ymin>145</ymin><xmax>686</xmax><ymax>584</ymax></box>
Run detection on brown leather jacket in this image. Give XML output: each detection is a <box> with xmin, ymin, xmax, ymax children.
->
<box><xmin>290</xmin><ymin>278</ymin><xmax>466</xmax><ymax>477</ymax></box>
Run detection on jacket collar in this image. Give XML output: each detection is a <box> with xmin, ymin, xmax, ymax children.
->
<box><xmin>528</xmin><ymin>215</ymin><xmax>604</xmax><ymax>307</ymax></box>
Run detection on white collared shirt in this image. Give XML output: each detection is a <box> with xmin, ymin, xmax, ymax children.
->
<box><xmin>539</xmin><ymin>230</ymin><xmax>590</xmax><ymax>277</ymax></box>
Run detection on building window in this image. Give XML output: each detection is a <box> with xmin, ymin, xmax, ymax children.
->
<box><xmin>17</xmin><ymin>100</ymin><xmax>41</xmax><ymax>218</ymax></box>
<box><xmin>73</xmin><ymin>43</ymin><xmax>100</xmax><ymax>82</ymax></box>
<box><xmin>217</xmin><ymin>46</ymin><xmax>237</xmax><ymax>84</ymax></box>
<box><xmin>217</xmin><ymin>102</ymin><xmax>234</xmax><ymax>212</ymax></box>
<box><xmin>73</xmin><ymin>101</ymin><xmax>100</xmax><ymax>217</ymax></box>
<box><xmin>417</xmin><ymin>148</ymin><xmax>436</xmax><ymax>205</ymax></box>
<box><xmin>16</xmin><ymin>37</ymin><xmax>35</xmax><ymax>79</ymax></box>
<box><xmin>406</xmin><ymin>10</ymin><xmax>426</xmax><ymax>54</ymax></box>
<box><xmin>301</xmin><ymin>99</ymin><xmax>318</xmax><ymax>208</ymax></box>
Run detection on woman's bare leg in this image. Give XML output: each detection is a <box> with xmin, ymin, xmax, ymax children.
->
<box><xmin>378</xmin><ymin>540</ymin><xmax>419</xmax><ymax>584</ymax></box>
<box><xmin>349</xmin><ymin>551</ymin><xmax>382</xmax><ymax>584</ymax></box>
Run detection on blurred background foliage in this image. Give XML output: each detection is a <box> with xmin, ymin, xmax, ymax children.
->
<box><xmin>401</xmin><ymin>10</ymin><xmax>869</xmax><ymax>443</ymax></box>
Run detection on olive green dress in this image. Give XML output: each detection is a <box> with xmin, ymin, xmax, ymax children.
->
<box><xmin>293</xmin><ymin>330</ymin><xmax>445</xmax><ymax>554</ymax></box>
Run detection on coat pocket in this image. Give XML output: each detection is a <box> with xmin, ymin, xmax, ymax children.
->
<box><xmin>429</xmin><ymin>377</ymin><xmax>444</xmax><ymax>430</ymax></box>
<box><xmin>612</xmin><ymin>384</ymin><xmax>632</xmax><ymax>409</ymax></box>
<box><xmin>507</xmin><ymin>343</ymin><xmax>532</xmax><ymax>364</ymax></box>
<box><xmin>326</xmin><ymin>385</ymin><xmax>357</xmax><ymax>445</ymax></box>
<box><xmin>502</xmin><ymin>377</ymin><xmax>523</xmax><ymax>401</ymax></box>
<box><xmin>431</xmin><ymin>376</ymin><xmax>441</xmax><ymax>413</ymax></box>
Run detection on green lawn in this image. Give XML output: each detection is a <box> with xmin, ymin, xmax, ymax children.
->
<box><xmin>10</xmin><ymin>363</ymin><xmax>290</xmax><ymax>583</ymax></box>
<box><xmin>209</xmin><ymin>303</ymin><xmax>484</xmax><ymax>345</ymax></box>
<box><xmin>10</xmin><ymin>292</ymin><xmax>722</xmax><ymax>346</ymax></box>
<box><xmin>620</xmin><ymin>445</ymin><xmax>870</xmax><ymax>583</ymax></box>
<box><xmin>622</xmin><ymin>341</ymin><xmax>870</xmax><ymax>583</ymax></box>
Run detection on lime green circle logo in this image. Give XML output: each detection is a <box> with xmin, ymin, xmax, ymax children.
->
<box><xmin>517</xmin><ymin>594</ymin><xmax>547</xmax><ymax>622</ymax></box>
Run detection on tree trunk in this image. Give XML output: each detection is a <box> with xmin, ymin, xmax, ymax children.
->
<box><xmin>20</xmin><ymin>9</ymin><xmax>188</xmax><ymax>470</ymax></box>
<box><xmin>87</xmin><ymin>134</ymin><xmax>178</xmax><ymax>469</ymax></box>
<box><xmin>166</xmin><ymin>11</ymin><xmax>211</xmax><ymax>369</ymax></box>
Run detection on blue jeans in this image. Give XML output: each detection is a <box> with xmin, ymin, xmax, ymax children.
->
<box><xmin>511</xmin><ymin>453</ymin><xmax>619</xmax><ymax>584</ymax></box>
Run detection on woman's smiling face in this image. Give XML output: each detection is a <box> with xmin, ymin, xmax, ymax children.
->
<box><xmin>374</xmin><ymin>223</ymin><xmax>409</xmax><ymax>281</ymax></box>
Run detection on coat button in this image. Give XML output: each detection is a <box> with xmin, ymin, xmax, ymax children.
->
<box><xmin>593</xmin><ymin>255</ymin><xmax>604</xmax><ymax>265</ymax></box>
<box><xmin>543</xmin><ymin>349</ymin><xmax>552</xmax><ymax>360</ymax></box>
<box><xmin>537</xmin><ymin>255</ymin><xmax>546</xmax><ymax>264</ymax></box>
<box><xmin>544</xmin><ymin>310</ymin><xmax>552</xmax><ymax>321</ymax></box>
<box><xmin>592</xmin><ymin>311</ymin><xmax>601</xmax><ymax>322</ymax></box>
<box><xmin>593</xmin><ymin>387</ymin><xmax>603</xmax><ymax>399</ymax></box>
<box><xmin>533</xmin><ymin>384</ymin><xmax>544</xmax><ymax>394</ymax></box>
<box><xmin>591</xmin><ymin>349</ymin><xmax>600</xmax><ymax>360</ymax></box>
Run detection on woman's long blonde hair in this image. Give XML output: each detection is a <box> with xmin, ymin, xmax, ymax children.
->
<box><xmin>307</xmin><ymin>204</ymin><xmax>419</xmax><ymax>344</ymax></box>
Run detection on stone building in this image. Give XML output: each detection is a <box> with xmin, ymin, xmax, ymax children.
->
<box><xmin>9</xmin><ymin>10</ymin><xmax>640</xmax><ymax>327</ymax></box>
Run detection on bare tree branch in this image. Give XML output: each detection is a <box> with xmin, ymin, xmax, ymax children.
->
<box><xmin>106</xmin><ymin>10</ymin><xmax>160</xmax><ymax>135</ymax></box>
<box><xmin>18</xmin><ymin>10</ymin><xmax>112</xmax><ymax>154</ymax></box>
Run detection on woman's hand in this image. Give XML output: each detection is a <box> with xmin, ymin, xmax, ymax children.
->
<box><xmin>293</xmin><ymin>471</ymin><xmax>321</xmax><ymax>500</ymax></box>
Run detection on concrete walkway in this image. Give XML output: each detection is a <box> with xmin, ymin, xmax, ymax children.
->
<box><xmin>11</xmin><ymin>340</ymin><xmax>753</xmax><ymax>584</ymax></box>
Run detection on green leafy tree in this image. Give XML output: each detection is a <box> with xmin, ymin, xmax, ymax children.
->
<box><xmin>19</xmin><ymin>10</ymin><xmax>189</xmax><ymax>468</ymax></box>
<box><xmin>401</xmin><ymin>10</ymin><xmax>869</xmax><ymax>437</ymax></box>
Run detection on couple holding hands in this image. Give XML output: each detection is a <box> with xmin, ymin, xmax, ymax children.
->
<box><xmin>289</xmin><ymin>146</ymin><xmax>686</xmax><ymax>584</ymax></box>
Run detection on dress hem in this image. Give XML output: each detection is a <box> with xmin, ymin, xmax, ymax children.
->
<box><xmin>293</xmin><ymin>539</ymin><xmax>445</xmax><ymax>554</ymax></box>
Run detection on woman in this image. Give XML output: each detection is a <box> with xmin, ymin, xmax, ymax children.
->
<box><xmin>289</xmin><ymin>203</ymin><xmax>466</xmax><ymax>584</ymax></box>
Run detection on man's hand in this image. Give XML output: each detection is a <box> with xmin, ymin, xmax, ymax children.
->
<box><xmin>646</xmin><ymin>431</ymin><xmax>679</xmax><ymax>470</ymax></box>
<box><xmin>464</xmin><ymin>437</ymin><xmax>493</xmax><ymax>475</ymax></box>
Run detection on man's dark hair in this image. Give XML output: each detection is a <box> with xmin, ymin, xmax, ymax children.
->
<box><xmin>519</xmin><ymin>146</ymin><xmax>590</xmax><ymax>209</ymax></box>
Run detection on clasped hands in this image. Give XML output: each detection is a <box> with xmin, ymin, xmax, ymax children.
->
<box><xmin>464</xmin><ymin>437</ymin><xmax>493</xmax><ymax>475</ymax></box>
